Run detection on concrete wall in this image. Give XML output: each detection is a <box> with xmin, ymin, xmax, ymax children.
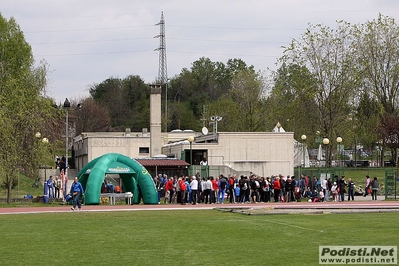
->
<box><xmin>162</xmin><ymin>131</ymin><xmax>294</xmax><ymax>177</ymax></box>
<box><xmin>73</xmin><ymin>131</ymin><xmax>294</xmax><ymax>177</ymax></box>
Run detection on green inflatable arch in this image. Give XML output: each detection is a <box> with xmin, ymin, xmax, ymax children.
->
<box><xmin>76</xmin><ymin>153</ymin><xmax>158</xmax><ymax>205</ymax></box>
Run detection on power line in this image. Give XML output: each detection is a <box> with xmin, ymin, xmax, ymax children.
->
<box><xmin>35</xmin><ymin>49</ymin><xmax>277</xmax><ymax>58</ymax></box>
<box><xmin>36</xmin><ymin>49</ymin><xmax>154</xmax><ymax>57</ymax></box>
<box><xmin>25</xmin><ymin>25</ymin><xmax>154</xmax><ymax>34</ymax></box>
<box><xmin>31</xmin><ymin>36</ymin><xmax>287</xmax><ymax>46</ymax></box>
<box><xmin>31</xmin><ymin>37</ymin><xmax>153</xmax><ymax>45</ymax></box>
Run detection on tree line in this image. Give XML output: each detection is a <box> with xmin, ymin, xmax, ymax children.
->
<box><xmin>87</xmin><ymin>15</ymin><xmax>399</xmax><ymax>167</ymax></box>
<box><xmin>2</xmin><ymin>13</ymin><xmax>399</xmax><ymax>202</ymax></box>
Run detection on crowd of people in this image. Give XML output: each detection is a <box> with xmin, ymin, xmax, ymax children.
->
<box><xmin>40</xmin><ymin>154</ymin><xmax>70</xmax><ymax>199</ymax></box>
<box><xmin>151</xmin><ymin>173</ymin><xmax>380</xmax><ymax>204</ymax></box>
<box><xmin>45</xmin><ymin>169</ymin><xmax>68</xmax><ymax>199</ymax></box>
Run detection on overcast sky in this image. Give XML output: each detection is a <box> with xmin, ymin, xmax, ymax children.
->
<box><xmin>2</xmin><ymin>0</ymin><xmax>399</xmax><ymax>104</ymax></box>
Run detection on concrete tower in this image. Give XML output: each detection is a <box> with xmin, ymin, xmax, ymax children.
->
<box><xmin>150</xmin><ymin>84</ymin><xmax>162</xmax><ymax>157</ymax></box>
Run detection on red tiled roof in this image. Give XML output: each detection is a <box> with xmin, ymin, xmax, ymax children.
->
<box><xmin>135</xmin><ymin>158</ymin><xmax>190</xmax><ymax>167</ymax></box>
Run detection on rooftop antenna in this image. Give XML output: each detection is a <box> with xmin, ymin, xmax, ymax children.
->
<box><xmin>200</xmin><ymin>105</ymin><xmax>207</xmax><ymax>128</ymax></box>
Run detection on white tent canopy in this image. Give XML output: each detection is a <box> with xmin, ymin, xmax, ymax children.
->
<box><xmin>294</xmin><ymin>140</ymin><xmax>310</xmax><ymax>167</ymax></box>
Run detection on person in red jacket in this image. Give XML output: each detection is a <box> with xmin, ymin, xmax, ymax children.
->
<box><xmin>211</xmin><ymin>176</ymin><xmax>218</xmax><ymax>204</ymax></box>
<box><xmin>228</xmin><ymin>175</ymin><xmax>235</xmax><ymax>203</ymax></box>
<box><xmin>164</xmin><ymin>178</ymin><xmax>174</xmax><ymax>204</ymax></box>
<box><xmin>179</xmin><ymin>177</ymin><xmax>187</xmax><ymax>205</ymax></box>
<box><xmin>273</xmin><ymin>176</ymin><xmax>281</xmax><ymax>202</ymax></box>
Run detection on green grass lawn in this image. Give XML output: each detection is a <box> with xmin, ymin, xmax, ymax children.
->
<box><xmin>0</xmin><ymin>210</ymin><xmax>398</xmax><ymax>265</ymax></box>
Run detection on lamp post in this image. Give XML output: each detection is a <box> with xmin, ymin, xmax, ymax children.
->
<box><xmin>41</xmin><ymin>137</ymin><xmax>49</xmax><ymax>181</ymax></box>
<box><xmin>35</xmin><ymin>132</ymin><xmax>49</xmax><ymax>202</ymax></box>
<box><xmin>63</xmin><ymin>98</ymin><xmax>71</xmax><ymax>173</ymax></box>
<box><xmin>187</xmin><ymin>136</ymin><xmax>194</xmax><ymax>176</ymax></box>
<box><xmin>35</xmin><ymin>132</ymin><xmax>42</xmax><ymax>183</ymax></box>
<box><xmin>301</xmin><ymin>134</ymin><xmax>307</xmax><ymax>168</ymax></box>
<box><xmin>323</xmin><ymin>138</ymin><xmax>330</xmax><ymax>169</ymax></box>
<box><xmin>35</xmin><ymin>132</ymin><xmax>50</xmax><ymax>181</ymax></box>
<box><xmin>299</xmin><ymin>134</ymin><xmax>307</xmax><ymax>179</ymax></box>
<box><xmin>316</xmin><ymin>131</ymin><xmax>322</xmax><ymax>165</ymax></box>
<box><xmin>376</xmin><ymin>144</ymin><xmax>382</xmax><ymax>167</ymax></box>
<box><xmin>336</xmin><ymin>137</ymin><xmax>343</xmax><ymax>167</ymax></box>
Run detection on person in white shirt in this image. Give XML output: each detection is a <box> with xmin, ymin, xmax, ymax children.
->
<box><xmin>202</xmin><ymin>177</ymin><xmax>212</xmax><ymax>204</ymax></box>
<box><xmin>200</xmin><ymin>158</ymin><xmax>207</xmax><ymax>165</ymax></box>
<box><xmin>331</xmin><ymin>182</ymin><xmax>338</xmax><ymax>202</ymax></box>
<box><xmin>190</xmin><ymin>176</ymin><xmax>199</xmax><ymax>205</ymax></box>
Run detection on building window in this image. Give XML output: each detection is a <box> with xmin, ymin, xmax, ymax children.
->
<box><xmin>139</xmin><ymin>147</ymin><xmax>150</xmax><ymax>154</ymax></box>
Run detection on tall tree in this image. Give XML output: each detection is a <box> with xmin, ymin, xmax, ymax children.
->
<box><xmin>209</xmin><ymin>69</ymin><xmax>267</xmax><ymax>132</ymax></box>
<box><xmin>354</xmin><ymin>14</ymin><xmax>399</xmax><ymax>116</ymax></box>
<box><xmin>267</xmin><ymin>63</ymin><xmax>319</xmax><ymax>141</ymax></box>
<box><xmin>353</xmin><ymin>14</ymin><xmax>399</xmax><ymax>162</ymax></box>
<box><xmin>0</xmin><ymin>15</ymin><xmax>50</xmax><ymax>203</ymax></box>
<box><xmin>89</xmin><ymin>75</ymin><xmax>150</xmax><ymax>131</ymax></box>
<box><xmin>73</xmin><ymin>98</ymin><xmax>112</xmax><ymax>134</ymax></box>
<box><xmin>356</xmin><ymin>91</ymin><xmax>381</xmax><ymax>152</ymax></box>
<box><xmin>122</xmin><ymin>75</ymin><xmax>150</xmax><ymax>131</ymax></box>
<box><xmin>280</xmin><ymin>22</ymin><xmax>359</xmax><ymax>165</ymax></box>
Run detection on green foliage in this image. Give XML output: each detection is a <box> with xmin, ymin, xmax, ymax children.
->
<box><xmin>270</xmin><ymin>15</ymin><xmax>399</xmax><ymax>164</ymax></box>
<box><xmin>356</xmin><ymin>91</ymin><xmax>381</xmax><ymax>149</ymax></box>
<box><xmin>354</xmin><ymin>14</ymin><xmax>399</xmax><ymax>116</ymax></box>
<box><xmin>209</xmin><ymin>69</ymin><xmax>267</xmax><ymax>131</ymax></box>
<box><xmin>168</xmin><ymin>102</ymin><xmax>197</xmax><ymax>130</ymax></box>
<box><xmin>89</xmin><ymin>75</ymin><xmax>149</xmax><ymax>131</ymax></box>
<box><xmin>168</xmin><ymin>58</ymin><xmax>267</xmax><ymax>132</ymax></box>
<box><xmin>280</xmin><ymin>21</ymin><xmax>358</xmax><ymax>142</ymax></box>
<box><xmin>268</xmin><ymin>63</ymin><xmax>320</xmax><ymax>141</ymax></box>
<box><xmin>0</xmin><ymin>14</ymin><xmax>50</xmax><ymax>203</ymax></box>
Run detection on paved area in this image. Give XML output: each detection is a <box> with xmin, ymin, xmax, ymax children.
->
<box><xmin>0</xmin><ymin>195</ymin><xmax>398</xmax><ymax>215</ymax></box>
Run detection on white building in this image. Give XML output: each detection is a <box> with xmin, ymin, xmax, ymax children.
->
<box><xmin>72</xmin><ymin>129</ymin><xmax>294</xmax><ymax>177</ymax></box>
<box><xmin>72</xmin><ymin>84</ymin><xmax>294</xmax><ymax>177</ymax></box>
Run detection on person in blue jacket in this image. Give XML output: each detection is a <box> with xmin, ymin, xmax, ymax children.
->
<box><xmin>47</xmin><ymin>176</ymin><xmax>54</xmax><ymax>198</ymax></box>
<box><xmin>70</xmin><ymin>177</ymin><xmax>84</xmax><ymax>211</ymax></box>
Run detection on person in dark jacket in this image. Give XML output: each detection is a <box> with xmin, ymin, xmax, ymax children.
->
<box><xmin>347</xmin><ymin>178</ymin><xmax>355</xmax><ymax>201</ymax></box>
<box><xmin>338</xmin><ymin>176</ymin><xmax>347</xmax><ymax>202</ymax></box>
<box><xmin>285</xmin><ymin>176</ymin><xmax>294</xmax><ymax>202</ymax></box>
<box><xmin>371</xmin><ymin>177</ymin><xmax>379</xmax><ymax>200</ymax></box>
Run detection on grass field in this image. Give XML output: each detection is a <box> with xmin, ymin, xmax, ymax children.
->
<box><xmin>0</xmin><ymin>210</ymin><xmax>398</xmax><ymax>265</ymax></box>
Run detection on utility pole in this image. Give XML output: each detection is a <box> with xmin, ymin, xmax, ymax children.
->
<box><xmin>155</xmin><ymin>12</ymin><xmax>168</xmax><ymax>132</ymax></box>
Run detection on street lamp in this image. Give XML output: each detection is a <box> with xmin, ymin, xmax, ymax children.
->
<box><xmin>35</xmin><ymin>132</ymin><xmax>47</xmax><ymax>179</ymax></box>
<box><xmin>63</xmin><ymin>98</ymin><xmax>71</xmax><ymax>173</ymax></box>
<box><xmin>323</xmin><ymin>138</ymin><xmax>330</xmax><ymax>168</ymax></box>
<box><xmin>34</xmin><ymin>132</ymin><xmax>42</xmax><ymax>191</ymax></box>
<box><xmin>301</xmin><ymin>135</ymin><xmax>307</xmax><ymax>168</ymax></box>
<box><xmin>187</xmin><ymin>136</ymin><xmax>194</xmax><ymax>176</ymax></box>
<box><xmin>336</xmin><ymin>137</ymin><xmax>343</xmax><ymax>167</ymax></box>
